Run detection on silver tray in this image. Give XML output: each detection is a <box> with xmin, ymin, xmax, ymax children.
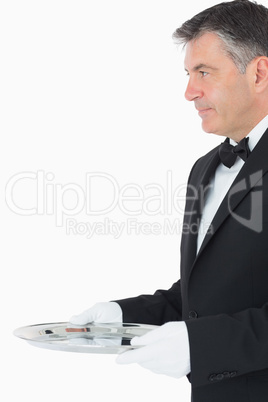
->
<box><xmin>14</xmin><ymin>322</ymin><xmax>157</xmax><ymax>354</ymax></box>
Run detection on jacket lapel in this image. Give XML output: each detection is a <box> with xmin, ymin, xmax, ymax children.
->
<box><xmin>181</xmin><ymin>147</ymin><xmax>221</xmax><ymax>282</ymax></box>
<box><xmin>196</xmin><ymin>128</ymin><xmax>268</xmax><ymax>259</ymax></box>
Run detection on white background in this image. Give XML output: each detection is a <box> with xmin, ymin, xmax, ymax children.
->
<box><xmin>1</xmin><ymin>0</ymin><xmax>261</xmax><ymax>401</ymax></box>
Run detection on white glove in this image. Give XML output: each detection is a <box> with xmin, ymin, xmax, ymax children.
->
<box><xmin>116</xmin><ymin>321</ymin><xmax>191</xmax><ymax>379</ymax></box>
<box><xmin>69</xmin><ymin>302</ymin><xmax>123</xmax><ymax>325</ymax></box>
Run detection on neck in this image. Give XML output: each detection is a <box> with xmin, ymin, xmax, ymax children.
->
<box><xmin>228</xmin><ymin>112</ymin><xmax>268</xmax><ymax>142</ymax></box>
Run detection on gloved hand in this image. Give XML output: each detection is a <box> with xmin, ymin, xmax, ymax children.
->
<box><xmin>69</xmin><ymin>302</ymin><xmax>123</xmax><ymax>325</ymax></box>
<box><xmin>116</xmin><ymin>321</ymin><xmax>191</xmax><ymax>379</ymax></box>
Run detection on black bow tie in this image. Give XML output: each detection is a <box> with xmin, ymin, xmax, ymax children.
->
<box><xmin>219</xmin><ymin>137</ymin><xmax>251</xmax><ymax>168</ymax></box>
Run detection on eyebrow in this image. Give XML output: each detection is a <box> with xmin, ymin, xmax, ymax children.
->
<box><xmin>185</xmin><ymin>63</ymin><xmax>219</xmax><ymax>72</ymax></box>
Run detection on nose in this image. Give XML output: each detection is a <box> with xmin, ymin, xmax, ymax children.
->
<box><xmin>184</xmin><ymin>77</ymin><xmax>203</xmax><ymax>102</ymax></box>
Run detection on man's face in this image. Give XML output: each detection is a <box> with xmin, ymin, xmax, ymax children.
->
<box><xmin>184</xmin><ymin>32</ymin><xmax>256</xmax><ymax>140</ymax></box>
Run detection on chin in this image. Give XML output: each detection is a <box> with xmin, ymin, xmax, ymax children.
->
<box><xmin>201</xmin><ymin>123</ymin><xmax>226</xmax><ymax>138</ymax></box>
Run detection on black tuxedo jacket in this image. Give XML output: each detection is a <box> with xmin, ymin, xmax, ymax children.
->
<box><xmin>116</xmin><ymin>128</ymin><xmax>268</xmax><ymax>402</ymax></box>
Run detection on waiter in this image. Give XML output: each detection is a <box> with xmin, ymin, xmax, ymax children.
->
<box><xmin>70</xmin><ymin>1</ymin><xmax>268</xmax><ymax>401</ymax></box>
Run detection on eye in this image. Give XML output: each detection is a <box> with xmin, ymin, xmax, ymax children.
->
<box><xmin>200</xmin><ymin>71</ymin><xmax>209</xmax><ymax>77</ymax></box>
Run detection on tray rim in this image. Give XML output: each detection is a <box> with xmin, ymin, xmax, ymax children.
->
<box><xmin>13</xmin><ymin>321</ymin><xmax>158</xmax><ymax>354</ymax></box>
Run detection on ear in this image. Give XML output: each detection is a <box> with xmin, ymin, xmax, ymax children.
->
<box><xmin>254</xmin><ymin>57</ymin><xmax>268</xmax><ymax>92</ymax></box>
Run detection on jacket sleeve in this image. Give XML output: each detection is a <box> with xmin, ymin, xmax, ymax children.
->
<box><xmin>114</xmin><ymin>280</ymin><xmax>182</xmax><ymax>326</ymax></box>
<box><xmin>186</xmin><ymin>302</ymin><xmax>268</xmax><ymax>388</ymax></box>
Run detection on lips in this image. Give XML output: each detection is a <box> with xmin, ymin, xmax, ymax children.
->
<box><xmin>198</xmin><ymin>108</ymin><xmax>211</xmax><ymax>113</ymax></box>
<box><xmin>196</xmin><ymin>107</ymin><xmax>213</xmax><ymax>117</ymax></box>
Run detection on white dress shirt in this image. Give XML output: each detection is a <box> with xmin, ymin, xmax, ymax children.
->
<box><xmin>197</xmin><ymin>114</ymin><xmax>268</xmax><ymax>253</ymax></box>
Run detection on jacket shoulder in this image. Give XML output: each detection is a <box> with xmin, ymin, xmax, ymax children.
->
<box><xmin>187</xmin><ymin>144</ymin><xmax>221</xmax><ymax>184</ymax></box>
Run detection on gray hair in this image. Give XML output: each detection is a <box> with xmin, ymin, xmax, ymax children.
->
<box><xmin>173</xmin><ymin>0</ymin><xmax>268</xmax><ymax>73</ymax></box>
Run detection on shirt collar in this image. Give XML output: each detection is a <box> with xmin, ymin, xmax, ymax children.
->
<box><xmin>230</xmin><ymin>114</ymin><xmax>268</xmax><ymax>151</ymax></box>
